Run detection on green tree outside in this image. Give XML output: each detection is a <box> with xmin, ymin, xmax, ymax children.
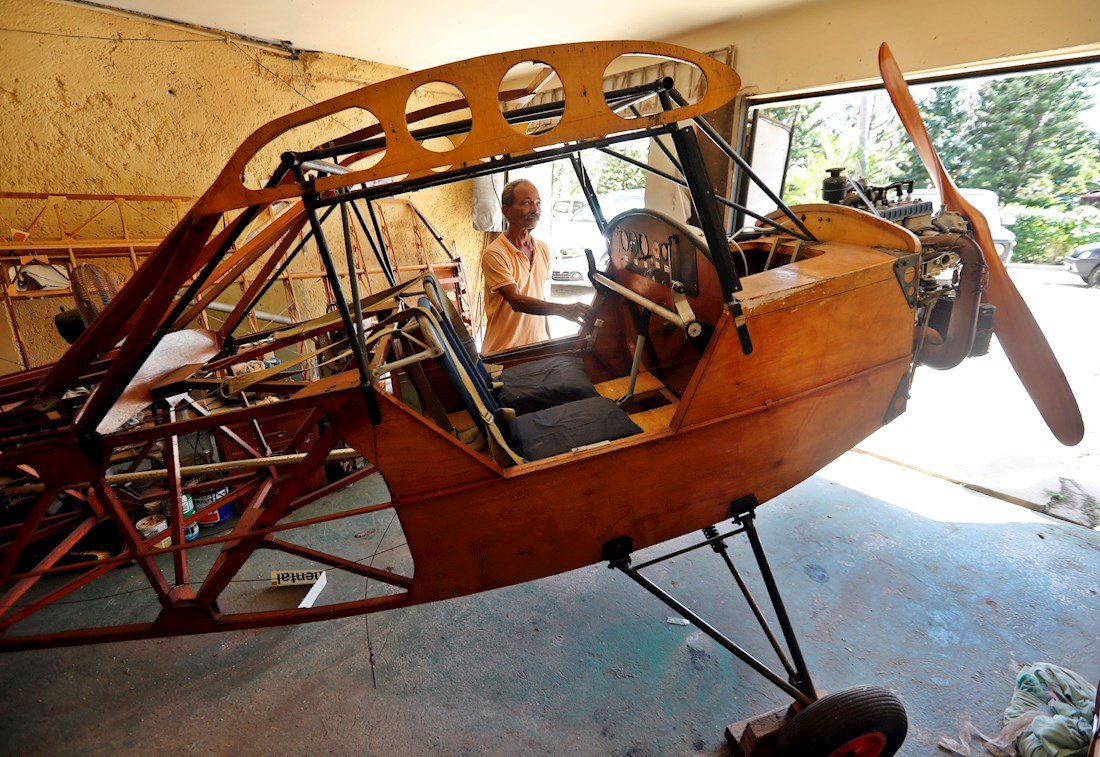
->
<box><xmin>962</xmin><ymin>69</ymin><xmax>1098</xmax><ymax>207</ymax></box>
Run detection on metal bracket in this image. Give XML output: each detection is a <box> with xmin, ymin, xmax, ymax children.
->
<box><xmin>728</xmin><ymin>493</ymin><xmax>760</xmax><ymax>521</ymax></box>
<box><xmin>602</xmin><ymin>535</ymin><xmax>634</xmax><ymax>566</ymax></box>
<box><xmin>886</xmin><ymin>250</ymin><xmax>921</xmax><ymax>308</ymax></box>
<box><xmin>883</xmin><ymin>369</ymin><xmax>910</xmax><ymax>424</ymax></box>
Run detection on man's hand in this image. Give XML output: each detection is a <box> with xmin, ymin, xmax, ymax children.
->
<box><xmin>554</xmin><ymin>302</ymin><xmax>593</xmax><ymax>324</ymax></box>
<box><xmin>498</xmin><ymin>284</ymin><xmax>592</xmax><ymax>324</ymax></box>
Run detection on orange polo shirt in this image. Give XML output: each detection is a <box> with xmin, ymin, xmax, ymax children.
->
<box><xmin>481</xmin><ymin>233</ymin><xmax>551</xmax><ymax>355</ymax></box>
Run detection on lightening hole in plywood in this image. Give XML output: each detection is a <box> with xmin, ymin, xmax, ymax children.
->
<box><xmin>498</xmin><ymin>61</ymin><xmax>563</xmax><ymax>137</ymax></box>
<box><xmin>602</xmin><ymin>54</ymin><xmax>708</xmax><ymax>120</ymax></box>
<box><xmin>406</xmin><ymin>81</ymin><xmax>470</xmax><ymax>156</ymax></box>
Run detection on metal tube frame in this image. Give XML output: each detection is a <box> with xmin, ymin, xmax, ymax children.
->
<box><xmin>364</xmin><ymin>200</ymin><xmax>398</xmax><ymax>287</ymax></box>
<box><xmin>595</xmin><ymin>145</ymin><xmax>810</xmax><ymax>240</ymax></box>
<box><xmin>732</xmin><ymin>496</ymin><xmax>817</xmax><ymax>701</ymax></box>
<box><xmin>339</xmin><ymin>188</ymin><xmax>367</xmax><ymax>347</ymax></box>
<box><xmin>312</xmin><ymin>127</ymin><xmax>677</xmax><ymax>209</ymax></box>
<box><xmin>569</xmin><ymin>152</ymin><xmax>607</xmax><ymax>233</ymax></box>
<box><xmin>224</xmin><ymin>206</ymin><xmax>335</xmax><ymax>337</ymax></box>
<box><xmin>407</xmin><ymin>203</ymin><xmax>457</xmax><ymax>261</ymax></box>
<box><xmin>297</xmin><ymin>80</ymin><xmax>673</xmax><ymax>165</ymax></box>
<box><xmin>291</xmin><ymin>164</ymin><xmax>381</xmax><ymax>424</ymax></box>
<box><xmin>297</xmin><ymin>158</ymin><xmax>398</xmax><ymax>289</ymax></box>
<box><xmin>602</xmin><ymin>494</ymin><xmax>818</xmax><ymax>708</ymax></box>
<box><xmin>669</xmin><ymin>126</ymin><xmax>754</xmax><ymax>356</ymax></box>
<box><xmin>346</xmin><ymin>196</ymin><xmax>396</xmax><ymax>287</ymax></box>
<box><xmin>667</xmin><ymin>87</ymin><xmax>816</xmax><ymax>242</ymax></box>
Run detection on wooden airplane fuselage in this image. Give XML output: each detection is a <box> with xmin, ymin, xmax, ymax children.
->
<box><xmin>328</xmin><ymin>206</ymin><xmax>919</xmax><ymax>609</ymax></box>
<box><xmin>0</xmin><ymin>41</ymin><xmax>936</xmax><ymax>650</ymax></box>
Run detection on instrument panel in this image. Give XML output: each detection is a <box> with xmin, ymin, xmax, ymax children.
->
<box><xmin>608</xmin><ymin>211</ymin><xmax>700</xmax><ymax>296</ymax></box>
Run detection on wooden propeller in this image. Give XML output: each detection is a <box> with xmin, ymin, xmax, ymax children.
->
<box><xmin>878</xmin><ymin>43</ymin><xmax>1083</xmax><ymax>446</ymax></box>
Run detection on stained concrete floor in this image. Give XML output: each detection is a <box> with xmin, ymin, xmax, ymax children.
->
<box><xmin>1</xmin><ymin>448</ymin><xmax>1097</xmax><ymax>756</ymax></box>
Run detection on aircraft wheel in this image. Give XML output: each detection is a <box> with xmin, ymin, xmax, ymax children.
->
<box><xmin>772</xmin><ymin>685</ymin><xmax>907</xmax><ymax>757</ymax></box>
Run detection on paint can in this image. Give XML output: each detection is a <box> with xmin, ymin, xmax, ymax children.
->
<box><xmin>181</xmin><ymin>494</ymin><xmax>200</xmax><ymax>541</ymax></box>
<box><xmin>135</xmin><ymin>514</ymin><xmax>171</xmax><ymax>549</ymax></box>
<box><xmin>195</xmin><ymin>486</ymin><xmax>234</xmax><ymax>527</ymax></box>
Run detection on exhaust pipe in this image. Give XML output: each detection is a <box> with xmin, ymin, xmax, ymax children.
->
<box><xmin>918</xmin><ymin>233</ymin><xmax>987</xmax><ymax>370</ymax></box>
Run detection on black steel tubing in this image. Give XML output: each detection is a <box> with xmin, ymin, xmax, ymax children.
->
<box><xmin>348</xmin><ymin>197</ymin><xmax>397</xmax><ymax>287</ymax></box>
<box><xmin>312</xmin><ymin>127</ymin><xmax>674</xmax><ymax>208</ymax></box>
<box><xmin>705</xmin><ymin>529</ymin><xmax>797</xmax><ymax>679</ymax></box>
<box><xmin>670</xmin><ymin>125</ymin><xmax>753</xmax><ymax>356</ymax></box>
<box><xmin>293</xmin><ymin>166</ymin><xmax>380</xmax><ymax>423</ymax></box>
<box><xmin>667</xmin><ymin>88</ymin><xmax>815</xmax><ymax>242</ymax></box>
<box><xmin>225</xmin><ymin>204</ymin><xmax>339</xmax><ymax>337</ymax></box>
<box><xmin>631</xmin><ymin>526</ymin><xmax>745</xmax><ymax>570</ymax></box>
<box><xmin>652</xmin><ymin>90</ymin><xmax>689</xmax><ymax>177</ymax></box>
<box><xmin>570</xmin><ymin>153</ymin><xmax>606</xmax><ymax>233</ymax></box>
<box><xmin>739</xmin><ymin>511</ymin><xmax>817</xmax><ymax>700</ymax></box>
<box><xmin>365</xmin><ymin>200</ymin><xmax>398</xmax><ymax>287</ymax></box>
<box><xmin>408</xmin><ymin>204</ymin><xmax>456</xmax><ymax>261</ymax></box>
<box><xmin>615</xmin><ymin>561</ymin><xmax>814</xmax><ymax>706</ymax></box>
<box><xmin>339</xmin><ymin>190</ymin><xmax>366</xmax><ymax>349</ymax></box>
<box><xmin>669</xmin><ymin>126</ymin><xmax>742</xmax><ymax>295</ymax></box>
<box><xmin>297</xmin><ymin>80</ymin><xmax>671</xmax><ymax>163</ymax></box>
<box><xmin>596</xmin><ymin>147</ymin><xmax>809</xmax><ymax>239</ymax></box>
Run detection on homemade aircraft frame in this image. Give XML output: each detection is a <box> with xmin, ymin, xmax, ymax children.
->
<box><xmin>0</xmin><ymin>40</ymin><xmax>1083</xmax><ymax>756</ymax></box>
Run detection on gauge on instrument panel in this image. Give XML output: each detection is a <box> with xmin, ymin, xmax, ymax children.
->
<box><xmin>617</xmin><ymin>229</ymin><xmax>629</xmax><ymax>253</ymax></box>
<box><xmin>610</xmin><ymin>212</ymin><xmax>700</xmax><ymax>296</ymax></box>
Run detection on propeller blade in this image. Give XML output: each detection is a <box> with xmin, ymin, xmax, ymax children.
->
<box><xmin>878</xmin><ymin>43</ymin><xmax>1083</xmax><ymax>446</ymax></box>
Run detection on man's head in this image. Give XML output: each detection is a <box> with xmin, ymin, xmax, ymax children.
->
<box><xmin>501</xmin><ymin>179</ymin><xmax>541</xmax><ymax>232</ymax></box>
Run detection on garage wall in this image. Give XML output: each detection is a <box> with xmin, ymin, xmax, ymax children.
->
<box><xmin>671</xmin><ymin>0</ymin><xmax>1100</xmax><ymax>97</ymax></box>
<box><xmin>0</xmin><ymin>0</ymin><xmax>484</xmax><ymax>371</ymax></box>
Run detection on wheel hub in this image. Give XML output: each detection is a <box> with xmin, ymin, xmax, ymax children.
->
<box><xmin>829</xmin><ymin>731</ymin><xmax>888</xmax><ymax>757</ymax></box>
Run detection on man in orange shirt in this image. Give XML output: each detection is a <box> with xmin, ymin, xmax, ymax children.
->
<box><xmin>480</xmin><ymin>179</ymin><xmax>592</xmax><ymax>355</ymax></box>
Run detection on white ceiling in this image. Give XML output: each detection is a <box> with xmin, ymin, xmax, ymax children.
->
<box><xmin>91</xmin><ymin>0</ymin><xmax>814</xmax><ymax>69</ymax></box>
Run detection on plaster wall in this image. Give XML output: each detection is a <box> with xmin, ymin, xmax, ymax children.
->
<box><xmin>671</xmin><ymin>0</ymin><xmax>1100</xmax><ymax>97</ymax></box>
<box><xmin>0</xmin><ymin>0</ymin><xmax>484</xmax><ymax>371</ymax></box>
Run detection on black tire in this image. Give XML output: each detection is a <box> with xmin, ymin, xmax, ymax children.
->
<box><xmin>773</xmin><ymin>685</ymin><xmax>908</xmax><ymax>757</ymax></box>
<box><xmin>1086</xmin><ymin>266</ymin><xmax>1100</xmax><ymax>288</ymax></box>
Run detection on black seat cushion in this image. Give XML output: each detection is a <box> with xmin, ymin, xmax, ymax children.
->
<box><xmin>507</xmin><ymin>396</ymin><xmax>642</xmax><ymax>461</ymax></box>
<box><xmin>497</xmin><ymin>355</ymin><xmax>599</xmax><ymax>415</ymax></box>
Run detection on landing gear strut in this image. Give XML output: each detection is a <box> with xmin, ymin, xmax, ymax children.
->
<box><xmin>603</xmin><ymin>495</ymin><xmax>907</xmax><ymax>756</ymax></box>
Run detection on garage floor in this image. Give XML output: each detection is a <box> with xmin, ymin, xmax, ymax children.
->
<box><xmin>1</xmin><ymin>449</ymin><xmax>1096</xmax><ymax>755</ymax></box>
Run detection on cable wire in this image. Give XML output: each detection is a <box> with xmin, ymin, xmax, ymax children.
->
<box><xmin>0</xmin><ymin>26</ymin><xmax>223</xmax><ymax>43</ymax></box>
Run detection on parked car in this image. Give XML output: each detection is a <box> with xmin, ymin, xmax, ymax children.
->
<box><xmin>910</xmin><ymin>188</ymin><xmax>1016</xmax><ymax>262</ymax></box>
<box><xmin>549</xmin><ymin>189</ymin><xmax>645</xmax><ymax>286</ymax></box>
<box><xmin>1063</xmin><ymin>241</ymin><xmax>1100</xmax><ymax>287</ymax></box>
<box><xmin>550</xmin><ymin>198</ymin><xmax>586</xmax><ymax>218</ymax></box>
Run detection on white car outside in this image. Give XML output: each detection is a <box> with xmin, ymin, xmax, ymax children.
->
<box><xmin>549</xmin><ymin>189</ymin><xmax>646</xmax><ymax>286</ymax></box>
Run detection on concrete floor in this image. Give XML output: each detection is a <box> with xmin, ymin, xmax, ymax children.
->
<box><xmin>1</xmin><ymin>450</ymin><xmax>1097</xmax><ymax>755</ymax></box>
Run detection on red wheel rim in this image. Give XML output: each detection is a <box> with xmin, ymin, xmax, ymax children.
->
<box><xmin>828</xmin><ymin>731</ymin><xmax>887</xmax><ymax>757</ymax></box>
